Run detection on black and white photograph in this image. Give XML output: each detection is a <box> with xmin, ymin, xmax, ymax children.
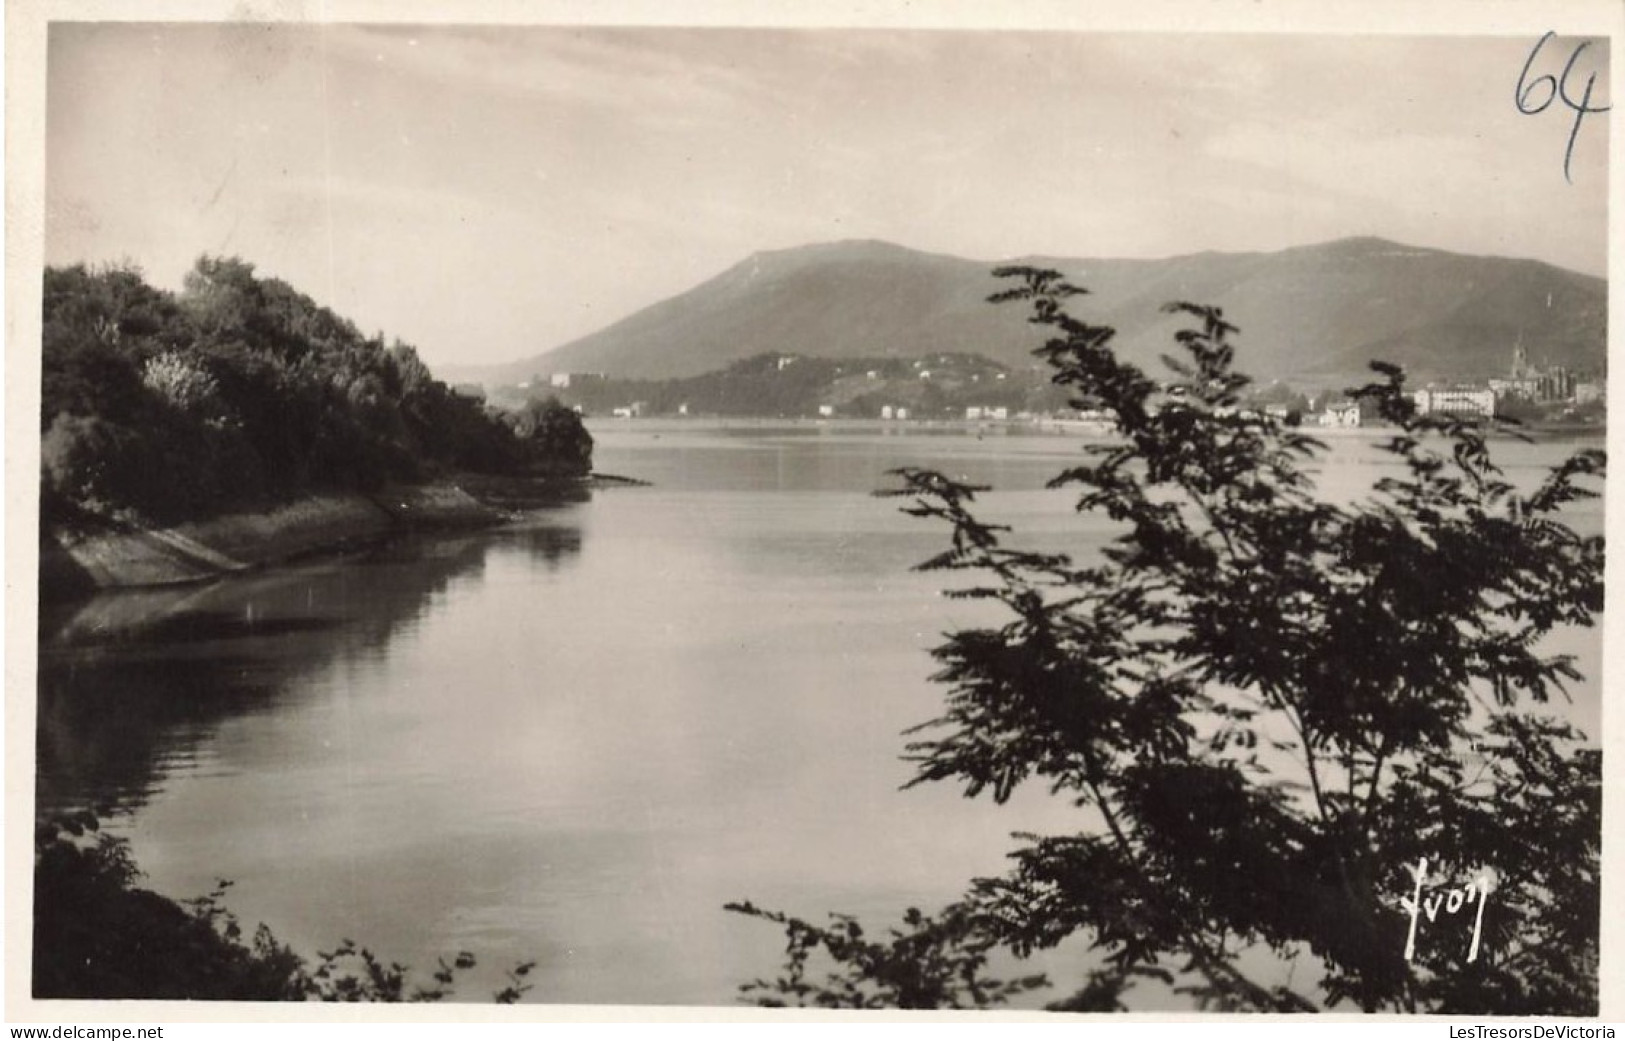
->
<box><xmin>7</xmin><ymin>0</ymin><xmax>1619</xmax><ymax>1026</ymax></box>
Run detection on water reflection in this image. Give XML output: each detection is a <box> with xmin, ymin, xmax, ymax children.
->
<box><xmin>37</xmin><ymin>519</ymin><xmax>585</xmax><ymax>820</ymax></box>
<box><xmin>28</xmin><ymin>428</ymin><xmax>1605</xmax><ymax>1008</ymax></box>
<box><xmin>487</xmin><ymin>521</ymin><xmax>584</xmax><ymax>571</ymax></box>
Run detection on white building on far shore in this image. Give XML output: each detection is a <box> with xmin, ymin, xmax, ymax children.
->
<box><xmin>1413</xmin><ymin>387</ymin><xmax>1496</xmax><ymax>419</ymax></box>
<box><xmin>1320</xmin><ymin>401</ymin><xmax>1363</xmax><ymax>427</ymax></box>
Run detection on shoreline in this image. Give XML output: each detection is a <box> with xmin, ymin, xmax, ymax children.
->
<box><xmin>37</xmin><ymin>476</ymin><xmax>618</xmax><ymax>601</ymax></box>
<box><xmin>587</xmin><ymin>414</ymin><xmax>1606</xmax><ymax>440</ymax></box>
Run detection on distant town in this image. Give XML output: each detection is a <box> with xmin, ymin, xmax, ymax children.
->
<box><xmin>463</xmin><ymin>338</ymin><xmax>1604</xmax><ymax>432</ymax></box>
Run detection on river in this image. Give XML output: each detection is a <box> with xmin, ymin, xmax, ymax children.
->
<box><xmin>34</xmin><ymin>422</ymin><xmax>1605</xmax><ymax>1008</ymax></box>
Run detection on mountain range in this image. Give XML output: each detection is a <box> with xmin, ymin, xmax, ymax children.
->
<box><xmin>463</xmin><ymin>237</ymin><xmax>1606</xmax><ymax>386</ymax></box>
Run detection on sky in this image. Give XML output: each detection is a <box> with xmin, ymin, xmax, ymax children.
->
<box><xmin>44</xmin><ymin>22</ymin><xmax>1611</xmax><ymax>369</ymax></box>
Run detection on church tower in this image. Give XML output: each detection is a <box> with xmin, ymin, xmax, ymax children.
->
<box><xmin>1510</xmin><ymin>333</ymin><xmax>1530</xmax><ymax>380</ymax></box>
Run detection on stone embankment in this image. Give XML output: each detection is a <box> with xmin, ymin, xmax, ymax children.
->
<box><xmin>40</xmin><ymin>485</ymin><xmax>502</xmax><ymax>597</ymax></box>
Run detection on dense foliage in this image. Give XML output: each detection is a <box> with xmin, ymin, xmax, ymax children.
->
<box><xmin>724</xmin><ymin>900</ymin><xmax>1047</xmax><ymax>1010</ymax></box>
<box><xmin>41</xmin><ymin>258</ymin><xmax>590</xmax><ymax>527</ymax></box>
<box><xmin>733</xmin><ymin>268</ymin><xmax>1604</xmax><ymax>1014</ymax></box>
<box><xmin>33</xmin><ymin>813</ymin><xmax>535</xmax><ymax>1003</ymax></box>
<box><xmin>507</xmin><ymin>396</ymin><xmax>597</xmax><ymax>477</ymax></box>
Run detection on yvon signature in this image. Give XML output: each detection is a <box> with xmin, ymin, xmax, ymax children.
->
<box><xmin>1401</xmin><ymin>857</ymin><xmax>1494</xmax><ymax>964</ymax></box>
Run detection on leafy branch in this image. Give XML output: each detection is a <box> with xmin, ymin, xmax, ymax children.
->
<box><xmin>732</xmin><ymin>264</ymin><xmax>1603</xmax><ymax>1015</ymax></box>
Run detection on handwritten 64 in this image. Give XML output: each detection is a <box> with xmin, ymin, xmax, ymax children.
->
<box><xmin>1516</xmin><ymin>31</ymin><xmax>1610</xmax><ymax>185</ymax></box>
<box><xmin>1401</xmin><ymin>857</ymin><xmax>1493</xmax><ymax>963</ymax></box>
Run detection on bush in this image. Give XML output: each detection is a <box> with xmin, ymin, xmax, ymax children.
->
<box><xmin>41</xmin><ymin>414</ymin><xmax>163</xmax><ymax>521</ymax></box>
<box><xmin>33</xmin><ymin>813</ymin><xmax>535</xmax><ymax>1003</ymax></box>
<box><xmin>509</xmin><ymin>397</ymin><xmax>594</xmax><ymax>477</ymax></box>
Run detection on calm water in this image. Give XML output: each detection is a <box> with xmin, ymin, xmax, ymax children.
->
<box><xmin>35</xmin><ymin>423</ymin><xmax>1604</xmax><ymax>1007</ymax></box>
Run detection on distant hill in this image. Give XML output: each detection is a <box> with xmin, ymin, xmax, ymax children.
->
<box><xmin>469</xmin><ymin>238</ymin><xmax>1605</xmax><ymax>386</ymax></box>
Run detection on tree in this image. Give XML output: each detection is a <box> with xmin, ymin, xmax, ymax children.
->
<box><xmin>141</xmin><ymin>352</ymin><xmax>227</xmax><ymax>420</ymax></box>
<box><xmin>732</xmin><ymin>268</ymin><xmax>1604</xmax><ymax>1014</ymax></box>
<box><xmin>41</xmin><ymin>413</ymin><xmax>163</xmax><ymax>520</ymax></box>
<box><xmin>39</xmin><ymin>257</ymin><xmax>566</xmax><ymax>527</ymax></box>
<box><xmin>509</xmin><ymin>397</ymin><xmax>594</xmax><ymax>477</ymax></box>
